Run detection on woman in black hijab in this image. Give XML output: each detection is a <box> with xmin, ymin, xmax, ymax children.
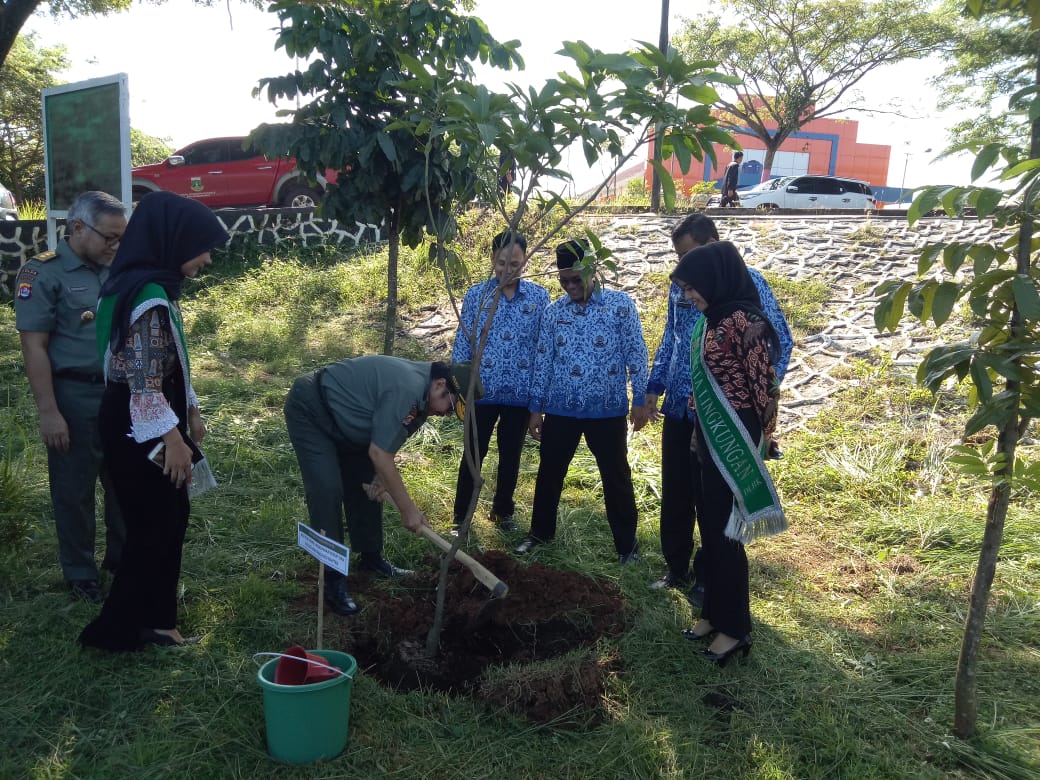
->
<box><xmin>671</xmin><ymin>241</ymin><xmax>784</xmax><ymax>666</ymax></box>
<box><xmin>80</xmin><ymin>192</ymin><xmax>229</xmax><ymax>651</ymax></box>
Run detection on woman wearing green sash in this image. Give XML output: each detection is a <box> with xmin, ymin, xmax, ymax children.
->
<box><xmin>670</xmin><ymin>241</ymin><xmax>785</xmax><ymax>666</ymax></box>
<box><xmin>80</xmin><ymin>192</ymin><xmax>228</xmax><ymax>651</ymax></box>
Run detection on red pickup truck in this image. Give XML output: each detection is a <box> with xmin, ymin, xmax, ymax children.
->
<box><xmin>131</xmin><ymin>137</ymin><xmax>338</xmax><ymax>209</ymax></box>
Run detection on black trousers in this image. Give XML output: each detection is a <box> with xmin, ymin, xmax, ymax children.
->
<box><xmin>659</xmin><ymin>414</ymin><xmax>705</xmax><ymax>581</ymax></box>
<box><xmin>695</xmin><ymin>407</ymin><xmax>760</xmax><ymax>639</ymax></box>
<box><xmin>529</xmin><ymin>414</ymin><xmax>638</xmax><ymax>556</ymax></box>
<box><xmin>453</xmin><ymin>403</ymin><xmax>529</xmax><ymax>522</ymax></box>
<box><xmin>80</xmin><ymin>376</ymin><xmax>189</xmax><ymax>651</ymax></box>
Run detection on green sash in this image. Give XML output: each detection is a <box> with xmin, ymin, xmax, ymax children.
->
<box><xmin>690</xmin><ymin>316</ymin><xmax>787</xmax><ymax>543</ymax></box>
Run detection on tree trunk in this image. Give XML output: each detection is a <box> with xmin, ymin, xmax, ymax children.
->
<box><xmin>761</xmin><ymin>141</ymin><xmax>781</xmax><ymax>182</ymax></box>
<box><xmin>954</xmin><ymin>52</ymin><xmax>1039</xmax><ymax>739</ymax></box>
<box><xmin>649</xmin><ymin>0</ymin><xmax>669</xmax><ymax>213</ymax></box>
<box><xmin>382</xmin><ymin>208</ymin><xmax>400</xmax><ymax>356</ymax></box>
<box><xmin>0</xmin><ymin>0</ymin><xmax>42</xmax><ymax>72</ymax></box>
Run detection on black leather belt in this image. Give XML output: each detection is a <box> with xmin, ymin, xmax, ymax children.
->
<box><xmin>53</xmin><ymin>369</ymin><xmax>105</xmax><ymax>384</ymax></box>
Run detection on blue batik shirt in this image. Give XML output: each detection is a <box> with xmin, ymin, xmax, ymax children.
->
<box><xmin>529</xmin><ymin>287</ymin><xmax>648</xmax><ymax>419</ymax></box>
<box><xmin>451</xmin><ymin>278</ymin><xmax>550</xmax><ymax>408</ymax></box>
<box><xmin>646</xmin><ymin>268</ymin><xmax>794</xmax><ymax>420</ymax></box>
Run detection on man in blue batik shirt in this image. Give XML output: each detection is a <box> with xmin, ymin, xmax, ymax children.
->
<box><xmin>451</xmin><ymin>230</ymin><xmax>550</xmax><ymax>533</ymax></box>
<box><xmin>632</xmin><ymin>213</ymin><xmax>794</xmax><ymax>604</ymax></box>
<box><xmin>514</xmin><ymin>239</ymin><xmax>648</xmax><ymax>564</ymax></box>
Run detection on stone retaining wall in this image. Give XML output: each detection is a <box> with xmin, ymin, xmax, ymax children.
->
<box><xmin>0</xmin><ymin>207</ymin><xmax>382</xmax><ymax>298</ymax></box>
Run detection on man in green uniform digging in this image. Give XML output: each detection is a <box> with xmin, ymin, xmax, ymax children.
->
<box><xmin>284</xmin><ymin>356</ymin><xmax>480</xmax><ymax>615</ymax></box>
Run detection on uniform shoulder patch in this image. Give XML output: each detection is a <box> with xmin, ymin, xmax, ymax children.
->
<box><xmin>32</xmin><ymin>250</ymin><xmax>57</xmax><ymax>262</ymax></box>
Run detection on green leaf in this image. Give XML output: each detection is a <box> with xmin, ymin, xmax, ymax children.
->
<box><xmin>874</xmin><ymin>280</ymin><xmax>910</xmax><ymax>331</ymax></box>
<box><xmin>908</xmin><ymin>187</ymin><xmax>944</xmax><ymax>224</ymax></box>
<box><xmin>971</xmin><ymin>144</ymin><xmax>1002</xmax><ymax>182</ymax></box>
<box><xmin>1003</xmin><ymin>158</ymin><xmax>1040</xmax><ymax>179</ymax></box>
<box><xmin>932</xmin><ymin>281</ymin><xmax>960</xmax><ymax>326</ymax></box>
<box><xmin>677</xmin><ymin>83</ymin><xmax>720</xmax><ymax>105</ymax></box>
<box><xmin>1011</xmin><ymin>274</ymin><xmax>1040</xmax><ymax>319</ymax></box>
<box><xmin>917</xmin><ymin>244</ymin><xmax>944</xmax><ymax>276</ymax></box>
<box><xmin>970</xmin><ymin>357</ymin><xmax>993</xmax><ymax>403</ymax></box>
<box><xmin>971</xmin><ymin>188</ymin><xmax>1003</xmax><ymax>219</ymax></box>
<box><xmin>375</xmin><ymin>132</ymin><xmax>397</xmax><ymax>164</ymax></box>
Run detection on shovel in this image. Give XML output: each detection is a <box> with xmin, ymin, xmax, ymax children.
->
<box><xmin>364</xmin><ymin>485</ymin><xmax>508</xmax><ymax>630</ymax></box>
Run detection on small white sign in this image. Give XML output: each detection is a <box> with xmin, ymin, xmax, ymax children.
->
<box><xmin>297</xmin><ymin>523</ymin><xmax>350</xmax><ymax>576</ymax></box>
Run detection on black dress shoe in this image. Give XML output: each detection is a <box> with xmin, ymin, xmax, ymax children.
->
<box><xmin>68</xmin><ymin>579</ymin><xmax>103</xmax><ymax>604</ymax></box>
<box><xmin>649</xmin><ymin>570</ymin><xmax>692</xmax><ymax>590</ymax></box>
<box><xmin>358</xmin><ymin>556</ymin><xmax>414</xmax><ymax>578</ymax></box>
<box><xmin>513</xmin><ymin>535</ymin><xmax>542</xmax><ymax>556</ymax></box>
<box><xmin>681</xmin><ymin>626</ymin><xmax>718</xmax><ymax>643</ymax></box>
<box><xmin>138</xmin><ymin>629</ymin><xmax>185</xmax><ymax>648</ymax></box>
<box><xmin>324</xmin><ymin>580</ymin><xmax>359</xmax><ymax>616</ymax></box>
<box><xmin>699</xmin><ymin>635</ymin><xmax>752</xmax><ymax>667</ymax></box>
<box><xmin>618</xmin><ymin>541</ymin><xmax>641</xmax><ymax>565</ymax></box>
<box><xmin>490</xmin><ymin>511</ymin><xmax>518</xmax><ymax>533</ymax></box>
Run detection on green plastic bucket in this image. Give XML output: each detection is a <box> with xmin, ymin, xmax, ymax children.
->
<box><xmin>256</xmin><ymin>649</ymin><xmax>357</xmax><ymax>764</ymax></box>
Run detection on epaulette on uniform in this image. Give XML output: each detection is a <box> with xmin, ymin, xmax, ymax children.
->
<box><xmin>32</xmin><ymin>250</ymin><xmax>57</xmax><ymax>262</ymax></box>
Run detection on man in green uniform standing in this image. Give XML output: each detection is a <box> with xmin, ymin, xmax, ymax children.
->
<box><xmin>15</xmin><ymin>191</ymin><xmax>128</xmax><ymax>603</ymax></box>
<box><xmin>284</xmin><ymin>355</ymin><xmax>481</xmax><ymax>615</ymax></box>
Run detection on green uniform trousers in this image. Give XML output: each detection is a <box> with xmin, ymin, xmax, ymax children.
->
<box><xmin>49</xmin><ymin>377</ymin><xmax>125</xmax><ymax>582</ymax></box>
<box><xmin>283</xmin><ymin>371</ymin><xmax>384</xmax><ymax>558</ymax></box>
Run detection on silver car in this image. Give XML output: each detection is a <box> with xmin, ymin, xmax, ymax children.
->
<box><xmin>739</xmin><ymin>175</ymin><xmax>875</xmax><ymax>211</ymax></box>
<box><xmin>0</xmin><ymin>182</ymin><xmax>17</xmax><ymax>220</ymax></box>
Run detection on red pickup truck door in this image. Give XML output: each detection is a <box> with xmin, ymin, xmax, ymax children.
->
<box><xmin>216</xmin><ymin>143</ymin><xmax>280</xmax><ymax>207</ymax></box>
<box><xmin>161</xmin><ymin>139</ymin><xmax>229</xmax><ymax>205</ymax></box>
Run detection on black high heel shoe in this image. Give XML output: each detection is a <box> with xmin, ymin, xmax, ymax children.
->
<box><xmin>681</xmin><ymin>627</ymin><xmax>718</xmax><ymax>643</ymax></box>
<box><xmin>698</xmin><ymin>635</ymin><xmax>752</xmax><ymax>667</ymax></box>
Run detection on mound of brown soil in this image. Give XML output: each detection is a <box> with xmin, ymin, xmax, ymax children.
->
<box><xmin>298</xmin><ymin>551</ymin><xmax>630</xmax><ymax>725</ymax></box>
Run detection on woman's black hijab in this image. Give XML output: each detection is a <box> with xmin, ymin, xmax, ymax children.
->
<box><xmin>100</xmin><ymin>191</ymin><xmax>229</xmax><ymax>350</ymax></box>
<box><xmin>671</xmin><ymin>240</ymin><xmax>780</xmax><ymax>362</ymax></box>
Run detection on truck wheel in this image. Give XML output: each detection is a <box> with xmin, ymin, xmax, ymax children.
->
<box><xmin>279</xmin><ymin>184</ymin><xmax>322</xmax><ymax>209</ymax></box>
<box><xmin>132</xmin><ymin>187</ymin><xmax>153</xmax><ymax>206</ymax></box>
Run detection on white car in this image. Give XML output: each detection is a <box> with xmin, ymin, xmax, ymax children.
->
<box><xmin>0</xmin><ymin>182</ymin><xmax>17</xmax><ymax>220</ymax></box>
<box><xmin>739</xmin><ymin>175</ymin><xmax>876</xmax><ymax>211</ymax></box>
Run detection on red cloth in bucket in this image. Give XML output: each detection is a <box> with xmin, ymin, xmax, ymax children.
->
<box><xmin>274</xmin><ymin>645</ymin><xmax>341</xmax><ymax>685</ymax></box>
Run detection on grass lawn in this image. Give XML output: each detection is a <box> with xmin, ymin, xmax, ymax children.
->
<box><xmin>0</xmin><ymin>232</ymin><xmax>1037</xmax><ymax>779</ymax></box>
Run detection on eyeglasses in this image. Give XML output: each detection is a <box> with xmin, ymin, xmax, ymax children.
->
<box><xmin>83</xmin><ymin>222</ymin><xmax>122</xmax><ymax>246</ymax></box>
<box><xmin>558</xmin><ymin>275</ymin><xmax>586</xmax><ymax>288</ymax></box>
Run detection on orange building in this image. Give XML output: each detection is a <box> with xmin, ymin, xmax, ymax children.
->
<box><xmin>646</xmin><ymin>112</ymin><xmax>891</xmax><ymax>194</ymax></box>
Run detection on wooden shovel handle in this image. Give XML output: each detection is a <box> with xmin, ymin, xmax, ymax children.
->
<box><xmin>364</xmin><ymin>484</ymin><xmax>508</xmax><ymax>597</ymax></box>
<box><xmin>416</xmin><ymin>525</ymin><xmax>508</xmax><ymax>598</ymax></box>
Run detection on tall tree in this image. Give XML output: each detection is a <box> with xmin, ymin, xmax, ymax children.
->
<box><xmin>649</xmin><ymin>0</ymin><xmax>669</xmax><ymax>212</ymax></box>
<box><xmin>875</xmin><ymin>0</ymin><xmax>1039</xmax><ymax>742</ymax></box>
<box><xmin>0</xmin><ymin>34</ymin><xmax>67</xmax><ymax>202</ymax></box>
<box><xmin>674</xmin><ymin>0</ymin><xmax>951</xmax><ymax>179</ymax></box>
<box><xmin>252</xmin><ymin>0</ymin><xmax>524</xmax><ymax>356</ymax></box>
<box><xmin>933</xmin><ymin>0</ymin><xmax>1039</xmax><ymax>154</ymax></box>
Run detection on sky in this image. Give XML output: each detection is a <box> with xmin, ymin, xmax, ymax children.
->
<box><xmin>22</xmin><ymin>0</ymin><xmax>971</xmax><ymax>192</ymax></box>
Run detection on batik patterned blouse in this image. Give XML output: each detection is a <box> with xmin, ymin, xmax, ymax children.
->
<box><xmin>698</xmin><ymin>310</ymin><xmax>779</xmax><ymax>439</ymax></box>
<box><xmin>649</xmin><ymin>268</ymin><xmax>792</xmax><ymax>421</ymax></box>
<box><xmin>107</xmin><ymin>305</ymin><xmax>196</xmax><ymax>442</ymax></box>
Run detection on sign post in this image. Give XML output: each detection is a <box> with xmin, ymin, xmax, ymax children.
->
<box><xmin>297</xmin><ymin>523</ymin><xmax>349</xmax><ymax>649</ymax></box>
